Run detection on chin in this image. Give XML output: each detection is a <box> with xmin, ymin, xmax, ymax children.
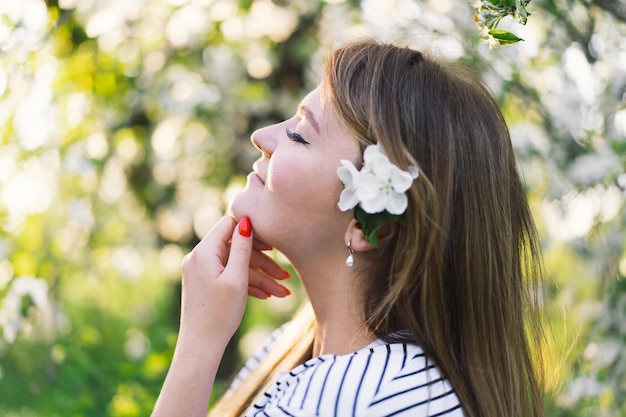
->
<box><xmin>227</xmin><ymin>193</ymin><xmax>255</xmax><ymax>224</ymax></box>
<box><xmin>226</xmin><ymin>202</ymin><xmax>244</xmax><ymax>223</ymax></box>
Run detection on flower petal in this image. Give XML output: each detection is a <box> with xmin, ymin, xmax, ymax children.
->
<box><xmin>386</xmin><ymin>191</ymin><xmax>408</xmax><ymax>215</ymax></box>
<box><xmin>360</xmin><ymin>194</ymin><xmax>387</xmax><ymax>214</ymax></box>
<box><xmin>354</xmin><ymin>172</ymin><xmax>382</xmax><ymax>201</ymax></box>
<box><xmin>338</xmin><ymin>188</ymin><xmax>359</xmax><ymax>211</ymax></box>
<box><xmin>337</xmin><ymin>160</ymin><xmax>358</xmax><ymax>186</ymax></box>
<box><xmin>363</xmin><ymin>144</ymin><xmax>382</xmax><ymax>162</ymax></box>
<box><xmin>370</xmin><ymin>154</ymin><xmax>392</xmax><ymax>179</ymax></box>
<box><xmin>390</xmin><ymin>167</ymin><xmax>414</xmax><ymax>192</ymax></box>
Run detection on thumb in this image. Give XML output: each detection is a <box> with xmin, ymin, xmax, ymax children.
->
<box><xmin>223</xmin><ymin>216</ymin><xmax>253</xmax><ymax>280</ymax></box>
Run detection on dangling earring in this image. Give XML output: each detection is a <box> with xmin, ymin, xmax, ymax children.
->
<box><xmin>345</xmin><ymin>240</ymin><xmax>355</xmax><ymax>267</ymax></box>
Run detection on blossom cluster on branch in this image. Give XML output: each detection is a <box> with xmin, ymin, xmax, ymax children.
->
<box><xmin>470</xmin><ymin>0</ymin><xmax>531</xmax><ymax>47</ymax></box>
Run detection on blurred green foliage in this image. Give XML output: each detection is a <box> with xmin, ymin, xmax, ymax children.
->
<box><xmin>0</xmin><ymin>0</ymin><xmax>625</xmax><ymax>416</ymax></box>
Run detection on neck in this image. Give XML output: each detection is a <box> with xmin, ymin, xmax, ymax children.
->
<box><xmin>287</xmin><ymin>251</ymin><xmax>376</xmax><ymax>357</ymax></box>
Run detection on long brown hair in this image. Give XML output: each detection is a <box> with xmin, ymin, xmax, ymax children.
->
<box><xmin>210</xmin><ymin>40</ymin><xmax>546</xmax><ymax>417</ymax></box>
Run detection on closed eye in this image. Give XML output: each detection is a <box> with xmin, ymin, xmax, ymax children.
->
<box><xmin>286</xmin><ymin>128</ymin><xmax>310</xmax><ymax>145</ymax></box>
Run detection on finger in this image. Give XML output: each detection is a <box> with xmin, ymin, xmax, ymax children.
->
<box><xmin>221</xmin><ymin>217</ymin><xmax>254</xmax><ymax>284</ymax></box>
<box><xmin>248</xmin><ymin>269</ymin><xmax>291</xmax><ymax>298</ymax></box>
<box><xmin>183</xmin><ymin>216</ymin><xmax>236</xmax><ymax>279</ymax></box>
<box><xmin>199</xmin><ymin>216</ymin><xmax>237</xmax><ymax>251</ymax></box>
<box><xmin>249</xmin><ymin>250</ymin><xmax>290</xmax><ymax>280</ymax></box>
<box><xmin>248</xmin><ymin>286</ymin><xmax>271</xmax><ymax>300</ymax></box>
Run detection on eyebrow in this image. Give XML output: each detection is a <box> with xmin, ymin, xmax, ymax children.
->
<box><xmin>298</xmin><ymin>105</ymin><xmax>320</xmax><ymax>134</ymax></box>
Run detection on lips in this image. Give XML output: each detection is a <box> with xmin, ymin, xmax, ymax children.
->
<box><xmin>251</xmin><ymin>162</ymin><xmax>266</xmax><ymax>185</ymax></box>
<box><xmin>250</xmin><ymin>171</ymin><xmax>265</xmax><ymax>185</ymax></box>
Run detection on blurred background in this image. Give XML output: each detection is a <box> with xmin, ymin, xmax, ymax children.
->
<box><xmin>0</xmin><ymin>0</ymin><xmax>624</xmax><ymax>415</ymax></box>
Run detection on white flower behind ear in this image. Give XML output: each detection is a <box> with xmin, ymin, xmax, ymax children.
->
<box><xmin>336</xmin><ymin>144</ymin><xmax>419</xmax><ymax>246</ymax></box>
<box><xmin>340</xmin><ymin>144</ymin><xmax>418</xmax><ymax>215</ymax></box>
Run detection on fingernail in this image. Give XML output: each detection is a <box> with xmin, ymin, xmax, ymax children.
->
<box><xmin>239</xmin><ymin>216</ymin><xmax>252</xmax><ymax>237</ymax></box>
<box><xmin>283</xmin><ymin>270</ymin><xmax>291</xmax><ymax>279</ymax></box>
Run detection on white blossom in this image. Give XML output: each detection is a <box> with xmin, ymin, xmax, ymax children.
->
<box><xmin>0</xmin><ymin>276</ymin><xmax>53</xmax><ymax>343</ymax></box>
<box><xmin>337</xmin><ymin>144</ymin><xmax>418</xmax><ymax>215</ymax></box>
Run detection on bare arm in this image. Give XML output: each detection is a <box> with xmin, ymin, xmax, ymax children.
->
<box><xmin>151</xmin><ymin>216</ymin><xmax>290</xmax><ymax>417</ymax></box>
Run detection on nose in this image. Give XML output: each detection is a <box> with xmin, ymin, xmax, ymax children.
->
<box><xmin>251</xmin><ymin>123</ymin><xmax>279</xmax><ymax>158</ymax></box>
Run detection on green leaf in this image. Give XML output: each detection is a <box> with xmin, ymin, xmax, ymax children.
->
<box><xmin>489</xmin><ymin>29</ymin><xmax>524</xmax><ymax>44</ymax></box>
<box><xmin>515</xmin><ymin>0</ymin><xmax>530</xmax><ymax>24</ymax></box>
<box><xmin>354</xmin><ymin>206</ymin><xmax>384</xmax><ymax>247</ymax></box>
<box><xmin>354</xmin><ymin>206</ymin><xmax>408</xmax><ymax>247</ymax></box>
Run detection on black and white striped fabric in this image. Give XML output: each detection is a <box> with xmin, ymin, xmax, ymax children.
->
<box><xmin>232</xmin><ymin>329</ymin><xmax>464</xmax><ymax>416</ymax></box>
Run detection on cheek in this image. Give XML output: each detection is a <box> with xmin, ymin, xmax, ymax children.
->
<box><xmin>269</xmin><ymin>157</ymin><xmax>341</xmax><ymax>211</ymax></box>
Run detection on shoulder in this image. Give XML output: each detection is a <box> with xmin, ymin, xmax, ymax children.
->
<box><xmin>246</xmin><ymin>342</ymin><xmax>464</xmax><ymax>417</ymax></box>
<box><xmin>363</xmin><ymin>344</ymin><xmax>464</xmax><ymax>416</ymax></box>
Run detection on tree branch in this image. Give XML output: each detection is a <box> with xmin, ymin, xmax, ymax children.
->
<box><xmin>543</xmin><ymin>0</ymin><xmax>597</xmax><ymax>62</ymax></box>
<box><xmin>591</xmin><ymin>0</ymin><xmax>626</xmax><ymax>23</ymax></box>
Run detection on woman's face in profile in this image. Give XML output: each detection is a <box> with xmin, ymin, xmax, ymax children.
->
<box><xmin>229</xmin><ymin>86</ymin><xmax>361</xmax><ymax>256</ymax></box>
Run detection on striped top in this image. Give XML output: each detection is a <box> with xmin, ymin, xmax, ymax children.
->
<box><xmin>232</xmin><ymin>329</ymin><xmax>464</xmax><ymax>417</ymax></box>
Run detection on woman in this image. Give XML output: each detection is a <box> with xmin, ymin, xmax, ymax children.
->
<box><xmin>152</xmin><ymin>41</ymin><xmax>546</xmax><ymax>416</ymax></box>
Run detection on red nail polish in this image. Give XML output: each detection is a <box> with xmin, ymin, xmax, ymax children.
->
<box><xmin>239</xmin><ymin>217</ymin><xmax>252</xmax><ymax>237</ymax></box>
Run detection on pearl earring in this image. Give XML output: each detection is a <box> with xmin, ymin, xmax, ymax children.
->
<box><xmin>345</xmin><ymin>240</ymin><xmax>355</xmax><ymax>267</ymax></box>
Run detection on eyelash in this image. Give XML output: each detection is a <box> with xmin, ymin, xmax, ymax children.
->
<box><xmin>286</xmin><ymin>128</ymin><xmax>310</xmax><ymax>145</ymax></box>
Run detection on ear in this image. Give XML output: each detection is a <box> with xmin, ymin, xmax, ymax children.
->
<box><xmin>344</xmin><ymin>219</ymin><xmax>398</xmax><ymax>252</ymax></box>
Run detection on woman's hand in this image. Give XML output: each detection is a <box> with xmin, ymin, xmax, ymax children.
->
<box><xmin>178</xmin><ymin>215</ymin><xmax>290</xmax><ymax>350</ymax></box>
<box><xmin>247</xmin><ymin>231</ymin><xmax>292</xmax><ymax>300</ymax></box>
<box><xmin>152</xmin><ymin>216</ymin><xmax>290</xmax><ymax>417</ymax></box>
